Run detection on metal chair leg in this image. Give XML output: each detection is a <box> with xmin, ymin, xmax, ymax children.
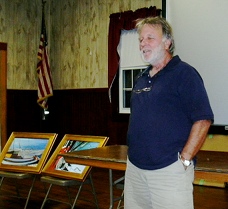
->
<box><xmin>70</xmin><ymin>182</ymin><xmax>83</xmax><ymax>209</ymax></box>
<box><xmin>24</xmin><ymin>175</ymin><xmax>36</xmax><ymax>209</ymax></box>
<box><xmin>0</xmin><ymin>177</ymin><xmax>4</xmax><ymax>189</ymax></box>
<box><xmin>117</xmin><ymin>190</ymin><xmax>124</xmax><ymax>209</ymax></box>
<box><xmin>89</xmin><ymin>173</ymin><xmax>99</xmax><ymax>209</ymax></box>
<box><xmin>40</xmin><ymin>173</ymin><xmax>99</xmax><ymax>209</ymax></box>
<box><xmin>0</xmin><ymin>172</ymin><xmax>36</xmax><ymax>209</ymax></box>
<box><xmin>40</xmin><ymin>183</ymin><xmax>53</xmax><ymax>209</ymax></box>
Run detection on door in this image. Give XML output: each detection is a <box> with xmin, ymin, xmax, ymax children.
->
<box><xmin>0</xmin><ymin>42</ymin><xmax>7</xmax><ymax>150</ymax></box>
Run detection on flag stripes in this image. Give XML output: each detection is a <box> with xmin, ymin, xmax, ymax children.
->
<box><xmin>37</xmin><ymin>13</ymin><xmax>53</xmax><ymax>110</ymax></box>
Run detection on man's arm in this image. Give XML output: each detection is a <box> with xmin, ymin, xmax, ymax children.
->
<box><xmin>180</xmin><ymin>119</ymin><xmax>212</xmax><ymax>161</ymax></box>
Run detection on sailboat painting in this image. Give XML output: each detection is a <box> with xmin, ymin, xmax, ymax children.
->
<box><xmin>0</xmin><ymin>132</ymin><xmax>57</xmax><ymax>173</ymax></box>
<box><xmin>3</xmin><ymin>137</ymin><xmax>48</xmax><ymax>166</ymax></box>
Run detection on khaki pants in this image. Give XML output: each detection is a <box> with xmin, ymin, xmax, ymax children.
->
<box><xmin>124</xmin><ymin>157</ymin><xmax>194</xmax><ymax>209</ymax></box>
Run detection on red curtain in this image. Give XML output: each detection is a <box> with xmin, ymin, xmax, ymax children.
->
<box><xmin>108</xmin><ymin>6</ymin><xmax>161</xmax><ymax>87</ymax></box>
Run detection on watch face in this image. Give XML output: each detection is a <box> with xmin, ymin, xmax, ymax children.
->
<box><xmin>184</xmin><ymin>160</ymin><xmax>191</xmax><ymax>166</ymax></box>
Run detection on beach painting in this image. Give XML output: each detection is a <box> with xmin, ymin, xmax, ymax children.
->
<box><xmin>0</xmin><ymin>132</ymin><xmax>57</xmax><ymax>173</ymax></box>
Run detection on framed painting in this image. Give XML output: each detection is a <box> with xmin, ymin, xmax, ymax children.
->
<box><xmin>42</xmin><ymin>134</ymin><xmax>109</xmax><ymax>181</ymax></box>
<box><xmin>0</xmin><ymin>132</ymin><xmax>57</xmax><ymax>173</ymax></box>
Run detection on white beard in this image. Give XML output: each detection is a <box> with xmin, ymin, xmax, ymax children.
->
<box><xmin>141</xmin><ymin>43</ymin><xmax>166</xmax><ymax>66</ymax></box>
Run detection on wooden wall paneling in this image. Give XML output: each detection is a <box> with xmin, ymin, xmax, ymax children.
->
<box><xmin>47</xmin><ymin>89</ymin><xmax>110</xmax><ymax>136</ymax></box>
<box><xmin>2</xmin><ymin>0</ymin><xmax>163</xmax><ymax>147</ymax></box>
<box><xmin>7</xmin><ymin>89</ymin><xmax>228</xmax><ymax>146</ymax></box>
<box><xmin>135</xmin><ymin>0</ymin><xmax>162</xmax><ymax>10</ymax></box>
<box><xmin>49</xmin><ymin>0</ymin><xmax>61</xmax><ymax>89</ymax></box>
<box><xmin>3</xmin><ymin>0</ymin><xmax>41</xmax><ymax>90</ymax></box>
<box><xmin>97</xmin><ymin>0</ymin><xmax>109</xmax><ymax>88</ymax></box>
<box><xmin>5</xmin><ymin>89</ymin><xmax>110</xmax><ymax>141</ymax></box>
<box><xmin>49</xmin><ymin>0</ymin><xmax>162</xmax><ymax>89</ymax></box>
<box><xmin>78</xmin><ymin>1</ymin><xmax>90</xmax><ymax>88</ymax></box>
<box><xmin>89</xmin><ymin>1</ymin><xmax>104</xmax><ymax>88</ymax></box>
<box><xmin>6</xmin><ymin>89</ymin><xmax>128</xmax><ymax>145</ymax></box>
<box><xmin>7</xmin><ymin>90</ymin><xmax>41</xmax><ymax>137</ymax></box>
<box><xmin>1</xmin><ymin>0</ymin><xmax>162</xmax><ymax>89</ymax></box>
<box><xmin>62</xmin><ymin>1</ymin><xmax>78</xmax><ymax>89</ymax></box>
<box><xmin>0</xmin><ymin>43</ymin><xmax>7</xmax><ymax>149</ymax></box>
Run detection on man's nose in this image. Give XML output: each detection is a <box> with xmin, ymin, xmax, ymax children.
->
<box><xmin>140</xmin><ymin>39</ymin><xmax>146</xmax><ymax>47</ymax></box>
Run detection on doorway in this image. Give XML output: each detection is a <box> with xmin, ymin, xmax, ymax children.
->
<box><xmin>0</xmin><ymin>42</ymin><xmax>7</xmax><ymax>150</ymax></box>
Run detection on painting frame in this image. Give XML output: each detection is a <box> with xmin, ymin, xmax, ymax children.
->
<box><xmin>0</xmin><ymin>132</ymin><xmax>57</xmax><ymax>174</ymax></box>
<box><xmin>42</xmin><ymin>134</ymin><xmax>109</xmax><ymax>181</ymax></box>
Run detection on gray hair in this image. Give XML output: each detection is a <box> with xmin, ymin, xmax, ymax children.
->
<box><xmin>135</xmin><ymin>17</ymin><xmax>175</xmax><ymax>55</ymax></box>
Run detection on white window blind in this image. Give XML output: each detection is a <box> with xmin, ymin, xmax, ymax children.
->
<box><xmin>117</xmin><ymin>29</ymin><xmax>147</xmax><ymax>68</ymax></box>
<box><xmin>118</xmin><ymin>29</ymin><xmax>148</xmax><ymax>114</ymax></box>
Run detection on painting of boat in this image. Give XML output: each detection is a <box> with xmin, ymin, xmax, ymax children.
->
<box><xmin>2</xmin><ymin>137</ymin><xmax>48</xmax><ymax>167</ymax></box>
<box><xmin>2</xmin><ymin>157</ymin><xmax>39</xmax><ymax>166</ymax></box>
<box><xmin>0</xmin><ymin>132</ymin><xmax>57</xmax><ymax>174</ymax></box>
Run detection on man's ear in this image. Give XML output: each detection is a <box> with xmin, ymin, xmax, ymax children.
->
<box><xmin>164</xmin><ymin>39</ymin><xmax>172</xmax><ymax>50</ymax></box>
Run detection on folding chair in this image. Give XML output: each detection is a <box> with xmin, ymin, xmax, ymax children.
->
<box><xmin>40</xmin><ymin>134</ymin><xmax>109</xmax><ymax>208</ymax></box>
<box><xmin>40</xmin><ymin>172</ymin><xmax>99</xmax><ymax>209</ymax></box>
<box><xmin>0</xmin><ymin>171</ymin><xmax>36</xmax><ymax>209</ymax></box>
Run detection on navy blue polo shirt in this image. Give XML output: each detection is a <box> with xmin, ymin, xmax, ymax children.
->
<box><xmin>127</xmin><ymin>55</ymin><xmax>214</xmax><ymax>170</ymax></box>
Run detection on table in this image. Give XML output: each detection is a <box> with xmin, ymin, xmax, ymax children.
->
<box><xmin>194</xmin><ymin>151</ymin><xmax>228</xmax><ymax>185</ymax></box>
<box><xmin>61</xmin><ymin>146</ymin><xmax>228</xmax><ymax>208</ymax></box>
<box><xmin>60</xmin><ymin>145</ymin><xmax>128</xmax><ymax>209</ymax></box>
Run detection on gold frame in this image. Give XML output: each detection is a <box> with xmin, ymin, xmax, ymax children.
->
<box><xmin>42</xmin><ymin>134</ymin><xmax>109</xmax><ymax>181</ymax></box>
<box><xmin>0</xmin><ymin>132</ymin><xmax>57</xmax><ymax>173</ymax></box>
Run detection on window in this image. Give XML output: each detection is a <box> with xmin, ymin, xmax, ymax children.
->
<box><xmin>119</xmin><ymin>66</ymin><xmax>147</xmax><ymax>113</ymax></box>
<box><xmin>118</xmin><ymin>29</ymin><xmax>148</xmax><ymax>114</ymax></box>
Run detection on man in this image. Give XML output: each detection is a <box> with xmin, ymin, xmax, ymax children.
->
<box><xmin>124</xmin><ymin>17</ymin><xmax>214</xmax><ymax>209</ymax></box>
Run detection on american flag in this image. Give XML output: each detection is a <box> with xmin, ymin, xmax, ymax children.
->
<box><xmin>37</xmin><ymin>9</ymin><xmax>53</xmax><ymax>110</ymax></box>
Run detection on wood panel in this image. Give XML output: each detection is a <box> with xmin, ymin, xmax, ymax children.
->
<box><xmin>0</xmin><ymin>0</ymin><xmax>40</xmax><ymax>90</ymax></box>
<box><xmin>0</xmin><ymin>0</ymin><xmax>162</xmax><ymax>90</ymax></box>
<box><xmin>50</xmin><ymin>0</ymin><xmax>162</xmax><ymax>89</ymax></box>
<box><xmin>6</xmin><ymin>89</ymin><xmax>128</xmax><ymax>146</ymax></box>
<box><xmin>5</xmin><ymin>89</ymin><xmax>228</xmax><ymax>149</ymax></box>
<box><xmin>7</xmin><ymin>90</ymin><xmax>41</xmax><ymax>136</ymax></box>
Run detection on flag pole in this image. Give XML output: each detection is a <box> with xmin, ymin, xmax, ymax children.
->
<box><xmin>37</xmin><ymin>0</ymin><xmax>53</xmax><ymax>120</ymax></box>
<box><xmin>42</xmin><ymin>0</ymin><xmax>46</xmax><ymax>13</ymax></box>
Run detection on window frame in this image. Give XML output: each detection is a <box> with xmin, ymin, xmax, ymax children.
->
<box><xmin>119</xmin><ymin>65</ymin><xmax>148</xmax><ymax>114</ymax></box>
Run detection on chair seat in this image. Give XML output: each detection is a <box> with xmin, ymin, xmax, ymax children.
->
<box><xmin>0</xmin><ymin>171</ymin><xmax>34</xmax><ymax>179</ymax></box>
<box><xmin>41</xmin><ymin>175</ymin><xmax>81</xmax><ymax>187</ymax></box>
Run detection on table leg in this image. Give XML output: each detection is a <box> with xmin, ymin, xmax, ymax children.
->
<box><xmin>109</xmin><ymin>169</ymin><xmax>114</xmax><ymax>209</ymax></box>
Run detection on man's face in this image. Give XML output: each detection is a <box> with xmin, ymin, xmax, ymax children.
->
<box><xmin>139</xmin><ymin>24</ymin><xmax>167</xmax><ymax>65</ymax></box>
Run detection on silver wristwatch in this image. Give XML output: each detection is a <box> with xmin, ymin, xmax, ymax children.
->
<box><xmin>179</xmin><ymin>155</ymin><xmax>191</xmax><ymax>167</ymax></box>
